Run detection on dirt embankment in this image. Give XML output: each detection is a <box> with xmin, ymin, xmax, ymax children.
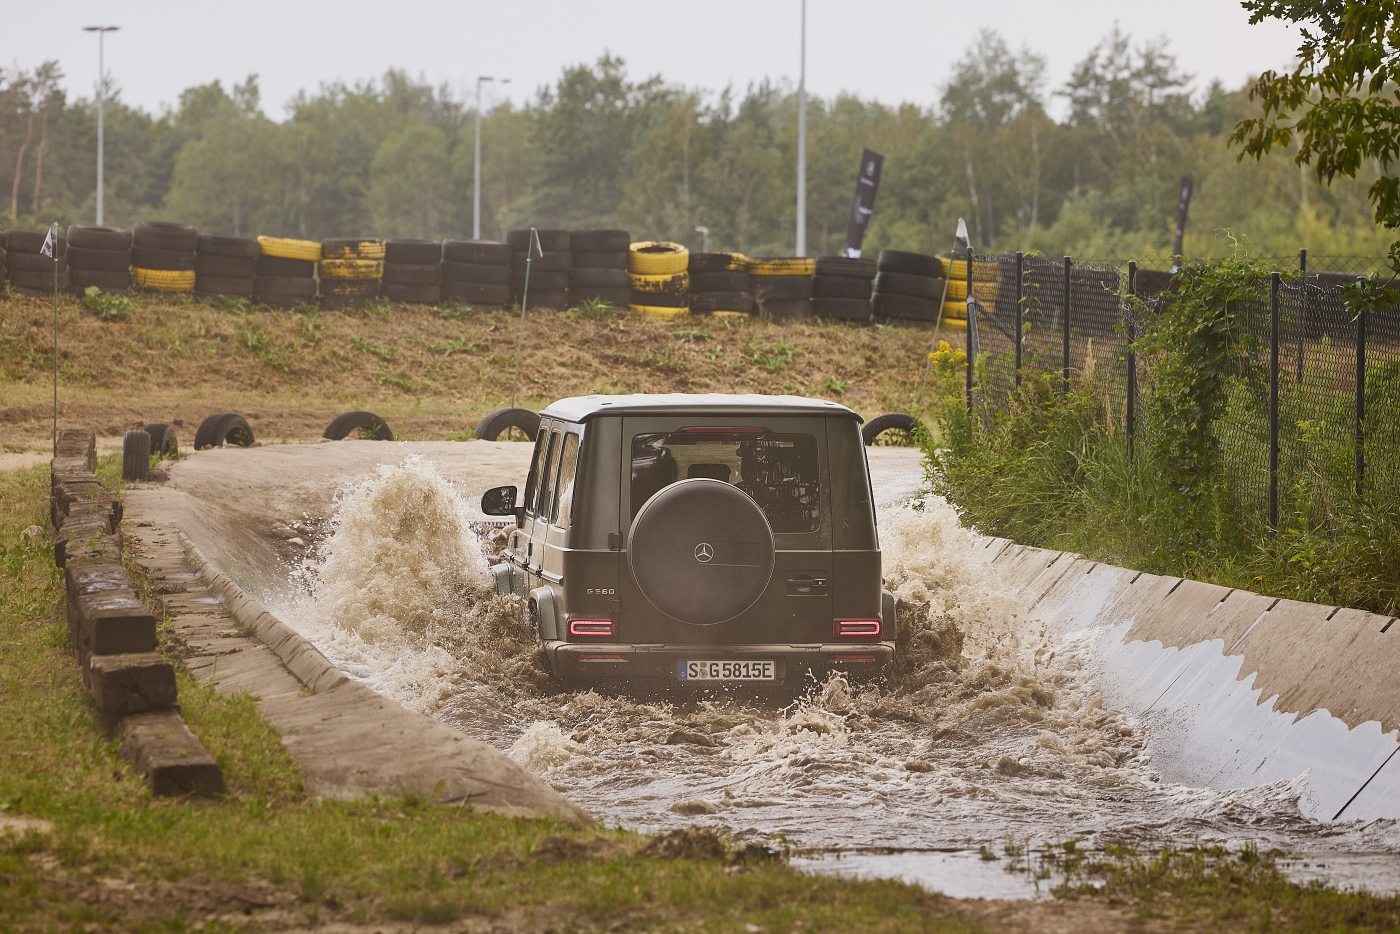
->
<box><xmin>0</xmin><ymin>294</ymin><xmax>955</xmax><ymax>449</ymax></box>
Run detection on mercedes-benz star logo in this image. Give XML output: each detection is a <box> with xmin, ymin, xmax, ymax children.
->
<box><xmin>693</xmin><ymin>542</ymin><xmax>714</xmax><ymax>563</ymax></box>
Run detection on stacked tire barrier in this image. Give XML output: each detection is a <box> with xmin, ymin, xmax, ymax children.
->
<box><xmin>67</xmin><ymin>225</ymin><xmax>132</xmax><ymax>294</ymax></box>
<box><xmin>508</xmin><ymin>229</ymin><xmax>570</xmax><ymax>309</ymax></box>
<box><xmin>567</xmin><ymin>229</ymin><xmax>631</xmax><ymax>307</ymax></box>
<box><xmin>872</xmin><ymin>250</ymin><xmax>942</xmax><ymax>324</ymax></box>
<box><xmin>131</xmin><ymin>221</ymin><xmax>197</xmax><ymax>293</ymax></box>
<box><xmin>381</xmin><ymin>239</ymin><xmax>442</xmax><ymax>305</ymax></box>
<box><xmin>194</xmin><ymin>235</ymin><xmax>258</xmax><ymax>300</ymax></box>
<box><xmin>748</xmin><ymin>256</ymin><xmax>814</xmax><ymax>321</ymax></box>
<box><xmin>812</xmin><ymin>256</ymin><xmax>875</xmax><ymax>322</ymax></box>
<box><xmin>255</xmin><ymin>236</ymin><xmax>319</xmax><ymax>308</ymax></box>
<box><xmin>688</xmin><ymin>251</ymin><xmax>752</xmax><ymax>317</ymax></box>
<box><xmin>441</xmin><ymin>240</ymin><xmax>512</xmax><ymax>307</ymax></box>
<box><xmin>628</xmin><ymin>241</ymin><xmax>689</xmax><ymax>318</ymax></box>
<box><xmin>937</xmin><ymin>253</ymin><xmax>969</xmax><ymax>328</ymax></box>
<box><xmin>50</xmin><ymin>428</ymin><xmax>223</xmax><ymax>796</ymax></box>
<box><xmin>318</xmin><ymin>238</ymin><xmax>384</xmax><ymax>309</ymax></box>
<box><xmin>4</xmin><ymin>228</ymin><xmax>67</xmax><ymax>295</ymax></box>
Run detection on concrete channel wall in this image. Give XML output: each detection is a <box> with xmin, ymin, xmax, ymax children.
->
<box><xmin>970</xmin><ymin>537</ymin><xmax>1400</xmax><ymax>822</ymax></box>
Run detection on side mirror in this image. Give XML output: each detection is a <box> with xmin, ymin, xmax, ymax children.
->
<box><xmin>481</xmin><ymin>485</ymin><xmax>518</xmax><ymax>516</ymax></box>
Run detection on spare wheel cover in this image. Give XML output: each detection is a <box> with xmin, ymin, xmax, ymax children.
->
<box><xmin>627</xmin><ymin>478</ymin><xmax>776</xmax><ymax>626</ymax></box>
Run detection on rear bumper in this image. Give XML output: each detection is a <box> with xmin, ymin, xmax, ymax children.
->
<box><xmin>548</xmin><ymin>641</ymin><xmax>895</xmax><ymax>686</ymax></box>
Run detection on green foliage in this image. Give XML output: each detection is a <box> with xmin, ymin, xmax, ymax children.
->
<box><xmin>558</xmin><ymin>297</ymin><xmax>625</xmax><ymax>321</ymax></box>
<box><xmin>81</xmin><ymin>286</ymin><xmax>132</xmax><ymax>321</ymax></box>
<box><xmin>752</xmin><ymin>339</ymin><xmax>797</xmax><ymax>372</ymax></box>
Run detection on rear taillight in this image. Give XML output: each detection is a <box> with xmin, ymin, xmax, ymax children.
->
<box><xmin>568</xmin><ymin>619</ymin><xmax>615</xmax><ymax>638</ymax></box>
<box><xmin>835</xmin><ymin>619</ymin><xmax>881</xmax><ymax>638</ymax></box>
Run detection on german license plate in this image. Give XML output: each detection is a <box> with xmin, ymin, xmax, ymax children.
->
<box><xmin>678</xmin><ymin>660</ymin><xmax>776</xmax><ymax>682</ymax></box>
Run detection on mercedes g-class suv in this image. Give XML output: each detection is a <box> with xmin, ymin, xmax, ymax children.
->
<box><xmin>480</xmin><ymin>393</ymin><xmax>896</xmax><ymax>690</ymax></box>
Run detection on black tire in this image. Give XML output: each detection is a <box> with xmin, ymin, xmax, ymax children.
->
<box><xmin>7</xmin><ymin>252</ymin><xmax>66</xmax><ymax>273</ymax></box>
<box><xmin>762</xmin><ymin>298</ymin><xmax>812</xmax><ymax>321</ymax></box>
<box><xmin>384</xmin><ymin>239</ymin><xmax>442</xmax><ymax>265</ymax></box>
<box><xmin>813</xmin><ymin>298</ymin><xmax>872</xmax><ymax>321</ymax></box>
<box><xmin>129</xmin><ymin>246</ymin><xmax>194</xmax><ymax>271</ymax></box>
<box><xmin>323</xmin><ymin>410</ymin><xmax>393</xmax><ymax>441</ymax></box>
<box><xmin>443</xmin><ymin>261</ymin><xmax>510</xmax><ymax>285</ymax></box>
<box><xmin>873</xmin><ymin>271</ymin><xmax>943</xmax><ymax>300</ymax></box>
<box><xmin>876</xmin><ymin>250</ymin><xmax>940</xmax><ymax>277</ymax></box>
<box><xmin>442</xmin><ymin>240</ymin><xmax>511</xmax><ymax>264</ymax></box>
<box><xmin>872</xmin><ymin>292</ymin><xmax>939</xmax><ymax>322</ymax></box>
<box><xmin>194</xmin><ymin>413</ymin><xmax>253</xmax><ymax>450</ymax></box>
<box><xmin>814</xmin><ymin>256</ymin><xmax>876</xmax><ymax>278</ymax></box>
<box><xmin>475</xmin><ymin>407</ymin><xmax>540</xmax><ymax>441</ymax></box>
<box><xmin>256</xmin><ymin>255</ymin><xmax>316</xmax><ymax>278</ymax></box>
<box><xmin>751</xmin><ymin>274</ymin><xmax>813</xmax><ymax>300</ymax></box>
<box><xmin>383</xmin><ymin>263</ymin><xmax>442</xmax><ymax>286</ymax></box>
<box><xmin>570</xmin><ymin>250</ymin><xmax>629</xmax><ymax>270</ymax></box>
<box><xmin>861</xmin><ymin>413</ymin><xmax>922</xmax><ymax>446</ymax></box>
<box><xmin>506</xmin><ymin>229</ymin><xmax>570</xmax><ymax>252</ymax></box>
<box><xmin>569</xmin><ymin>229</ymin><xmax>630</xmax><ymax>252</ymax></box>
<box><xmin>133</xmin><ymin>220</ymin><xmax>199</xmax><ymax>252</ymax></box>
<box><xmin>196</xmin><ymin>234</ymin><xmax>259</xmax><ymax>258</ymax></box>
<box><xmin>688</xmin><ymin>252</ymin><xmax>747</xmax><ymax>274</ymax></box>
<box><xmin>67</xmin><ymin>224</ymin><xmax>131</xmax><ymax>251</ymax></box>
<box><xmin>143</xmin><ymin>423</ymin><xmax>179</xmax><ymax>459</ymax></box>
<box><xmin>254</xmin><ymin>276</ymin><xmax>317</xmax><ymax>301</ymax></box>
<box><xmin>568</xmin><ymin>267</ymin><xmax>629</xmax><ymax>289</ymax></box>
<box><xmin>630</xmin><ymin>289</ymin><xmax>687</xmax><ymax>308</ymax></box>
<box><xmin>194</xmin><ymin>275</ymin><xmax>255</xmax><ymax>296</ymax></box>
<box><xmin>66</xmin><ymin>245</ymin><xmax>131</xmax><ymax>272</ymax></box>
<box><xmin>5</xmin><ymin>228</ymin><xmax>65</xmax><ymax>255</ymax></box>
<box><xmin>10</xmin><ymin>269</ymin><xmax>65</xmax><ymax>290</ymax></box>
<box><xmin>509</xmin><ymin>251</ymin><xmax>571</xmax><ymax>272</ymax></box>
<box><xmin>527</xmin><ymin>289</ymin><xmax>569</xmax><ymax>309</ymax></box>
<box><xmin>70</xmin><ymin>269</ymin><xmax>130</xmax><ymax>293</ymax></box>
<box><xmin>195</xmin><ymin>253</ymin><xmax>257</xmax><ymax>278</ymax></box>
<box><xmin>691</xmin><ymin>270</ymin><xmax>749</xmax><ymax>292</ymax></box>
<box><xmin>441</xmin><ymin>281</ymin><xmax>512</xmax><ymax>305</ymax></box>
<box><xmin>122</xmin><ymin>430</ymin><xmax>151</xmax><ymax>481</ymax></box>
<box><xmin>510</xmin><ymin>269</ymin><xmax>569</xmax><ymax>291</ymax></box>
<box><xmin>690</xmin><ymin>291</ymin><xmax>754</xmax><ymax>314</ymax></box>
<box><xmin>812</xmin><ymin>275</ymin><xmax>871</xmax><ymax>300</ymax></box>
<box><xmin>576</xmin><ymin>287</ymin><xmax>631</xmax><ymax>307</ymax></box>
<box><xmin>381</xmin><ymin>282</ymin><xmax>441</xmax><ymax>304</ymax></box>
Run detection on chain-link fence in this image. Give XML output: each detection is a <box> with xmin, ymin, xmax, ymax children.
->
<box><xmin>960</xmin><ymin>249</ymin><xmax>1399</xmax><ymax>530</ymax></box>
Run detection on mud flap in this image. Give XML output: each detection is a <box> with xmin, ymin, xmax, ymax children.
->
<box><xmin>882</xmin><ymin>590</ymin><xmax>898</xmax><ymax>644</ymax></box>
<box><xmin>529</xmin><ymin>587</ymin><xmax>561</xmax><ymax>641</ymax></box>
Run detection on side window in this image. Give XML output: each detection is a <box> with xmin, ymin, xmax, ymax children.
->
<box><xmin>534</xmin><ymin>430</ymin><xmax>562</xmax><ymax>519</ymax></box>
<box><xmin>521</xmin><ymin>422</ymin><xmax>549</xmax><ymax>516</ymax></box>
<box><xmin>552</xmin><ymin>433</ymin><xmax>580</xmax><ymax>527</ymax></box>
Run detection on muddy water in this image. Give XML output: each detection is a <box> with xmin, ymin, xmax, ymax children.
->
<box><xmin>274</xmin><ymin>455</ymin><xmax>1400</xmax><ymax>895</ymax></box>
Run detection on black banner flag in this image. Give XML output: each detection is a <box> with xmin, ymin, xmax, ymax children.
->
<box><xmin>843</xmin><ymin>149</ymin><xmax>884</xmax><ymax>258</ymax></box>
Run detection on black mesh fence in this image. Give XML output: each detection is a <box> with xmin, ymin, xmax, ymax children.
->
<box><xmin>963</xmin><ymin>250</ymin><xmax>1398</xmax><ymax>529</ymax></box>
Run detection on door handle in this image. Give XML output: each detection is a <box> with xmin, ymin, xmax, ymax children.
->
<box><xmin>786</xmin><ymin>574</ymin><xmax>829</xmax><ymax>596</ymax></box>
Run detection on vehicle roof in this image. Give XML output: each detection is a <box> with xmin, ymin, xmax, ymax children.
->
<box><xmin>540</xmin><ymin>393</ymin><xmax>863</xmax><ymax>423</ymax></box>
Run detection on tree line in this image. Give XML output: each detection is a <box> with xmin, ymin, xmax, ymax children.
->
<box><xmin>0</xmin><ymin>27</ymin><xmax>1390</xmax><ymax>260</ymax></box>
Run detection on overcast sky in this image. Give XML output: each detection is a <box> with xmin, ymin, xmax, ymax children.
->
<box><xmin>6</xmin><ymin>1</ymin><xmax>1302</xmax><ymax>118</ymax></box>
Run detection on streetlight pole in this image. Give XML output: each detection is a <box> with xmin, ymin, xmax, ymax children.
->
<box><xmin>83</xmin><ymin>25</ymin><xmax>119</xmax><ymax>225</ymax></box>
<box><xmin>795</xmin><ymin>0</ymin><xmax>807</xmax><ymax>257</ymax></box>
<box><xmin>473</xmin><ymin>75</ymin><xmax>509</xmax><ymax>240</ymax></box>
<box><xmin>695</xmin><ymin>226</ymin><xmax>710</xmax><ymax>253</ymax></box>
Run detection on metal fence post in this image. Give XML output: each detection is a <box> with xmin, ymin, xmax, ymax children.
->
<box><xmin>965</xmin><ymin>247</ymin><xmax>974</xmax><ymax>418</ymax></box>
<box><xmin>1269</xmin><ymin>272</ymin><xmax>1281</xmax><ymax>528</ymax></box>
<box><xmin>1296</xmin><ymin>248</ymin><xmax>1307</xmax><ymax>384</ymax></box>
<box><xmin>1061</xmin><ymin>256</ymin><xmax>1072</xmax><ymax>395</ymax></box>
<box><xmin>1014</xmin><ymin>251</ymin><xmax>1024</xmax><ymax>387</ymax></box>
<box><xmin>1126</xmin><ymin>260</ymin><xmax>1137</xmax><ymax>462</ymax></box>
<box><xmin>1356</xmin><ymin>283</ymin><xmax>1367</xmax><ymax>497</ymax></box>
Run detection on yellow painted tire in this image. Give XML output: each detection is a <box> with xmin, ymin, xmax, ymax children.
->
<box><xmin>630</xmin><ymin>303</ymin><xmax>690</xmax><ymax>319</ymax></box>
<box><xmin>629</xmin><ymin>272</ymin><xmax>689</xmax><ymax>295</ymax></box>
<box><xmin>944</xmin><ymin>279</ymin><xmax>968</xmax><ymax>300</ymax></box>
<box><xmin>628</xmin><ymin>241</ymin><xmax>689</xmax><ymax>276</ymax></box>
<box><xmin>132</xmin><ymin>267</ymin><xmax>196</xmax><ymax>292</ymax></box>
<box><xmin>941</xmin><ymin>316</ymin><xmax>968</xmax><ymax>330</ymax></box>
<box><xmin>710</xmin><ymin>309</ymin><xmax>752</xmax><ymax>318</ymax></box>
<box><xmin>319</xmin><ymin>258</ymin><xmax>384</xmax><ymax>280</ymax></box>
<box><xmin>943</xmin><ymin>300</ymin><xmax>968</xmax><ymax>317</ymax></box>
<box><xmin>258</xmin><ymin>236</ymin><xmax>322</xmax><ymax>261</ymax></box>
<box><xmin>938</xmin><ymin>255</ymin><xmax>969</xmax><ymax>280</ymax></box>
<box><xmin>747</xmin><ymin>257</ymin><xmax>814</xmax><ymax>276</ymax></box>
<box><xmin>321</xmin><ymin>239</ymin><xmax>386</xmax><ymax>261</ymax></box>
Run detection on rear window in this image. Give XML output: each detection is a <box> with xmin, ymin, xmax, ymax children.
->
<box><xmin>630</xmin><ymin>428</ymin><xmax>821</xmax><ymax>533</ymax></box>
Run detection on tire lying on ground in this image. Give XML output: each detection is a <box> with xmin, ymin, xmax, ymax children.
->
<box><xmin>122</xmin><ymin>430</ymin><xmax>152</xmax><ymax>481</ymax></box>
<box><xmin>568</xmin><ymin>229</ymin><xmax>630</xmax><ymax>305</ymax></box>
<box><xmin>5</xmin><ymin>228</ymin><xmax>68</xmax><ymax>294</ymax></box>
<box><xmin>256</xmin><ymin>236</ymin><xmax>321</xmax><ymax>262</ymax></box>
<box><xmin>475</xmin><ymin>407</ymin><xmax>541</xmax><ymax>442</ymax></box>
<box><xmin>873</xmin><ymin>249</ymin><xmax>941</xmax><ymax>323</ymax></box>
<box><xmin>811</xmin><ymin>298</ymin><xmax>871</xmax><ymax>321</ymax></box>
<box><xmin>66</xmin><ymin>225</ymin><xmax>132</xmax><ymax>294</ymax></box>
<box><xmin>323</xmin><ymin>410</ymin><xmax>393</xmax><ymax>441</ymax></box>
<box><xmin>628</xmin><ymin>241</ymin><xmax>688</xmax><ymax>276</ymax></box>
<box><xmin>877</xmin><ymin>250</ymin><xmax>941</xmax><ymax>277</ymax></box>
<box><xmin>442</xmin><ymin>240</ymin><xmax>512</xmax><ymax>307</ymax></box>
<box><xmin>132</xmin><ymin>221</ymin><xmax>197</xmax><ymax>294</ymax></box>
<box><xmin>193</xmin><ymin>412</ymin><xmax>254</xmax><ymax>450</ymax></box>
<box><xmin>255</xmin><ymin>275</ymin><xmax>317</xmax><ymax>308</ymax></box>
<box><xmin>872</xmin><ymin>292</ymin><xmax>939</xmax><ymax>323</ymax></box>
<box><xmin>861</xmin><ymin>412</ymin><xmax>922</xmax><ymax>446</ymax></box>
<box><xmin>143</xmin><ymin>422</ymin><xmax>179</xmax><ymax>459</ymax></box>
<box><xmin>195</xmin><ymin>235</ymin><xmax>258</xmax><ymax>299</ymax></box>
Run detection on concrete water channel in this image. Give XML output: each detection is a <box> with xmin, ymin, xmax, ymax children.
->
<box><xmin>123</xmin><ymin>440</ymin><xmax>1400</xmax><ymax>899</ymax></box>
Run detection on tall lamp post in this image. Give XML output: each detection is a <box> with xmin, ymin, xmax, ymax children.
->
<box><xmin>83</xmin><ymin>25</ymin><xmax>120</xmax><ymax>226</ymax></box>
<box><xmin>795</xmin><ymin>0</ymin><xmax>807</xmax><ymax>257</ymax></box>
<box><xmin>473</xmin><ymin>75</ymin><xmax>509</xmax><ymax>240</ymax></box>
